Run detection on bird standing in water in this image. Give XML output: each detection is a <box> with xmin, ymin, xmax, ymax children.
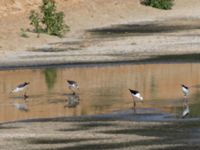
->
<box><xmin>181</xmin><ymin>84</ymin><xmax>189</xmax><ymax>97</ymax></box>
<box><xmin>180</xmin><ymin>84</ymin><xmax>190</xmax><ymax>119</ymax></box>
<box><xmin>129</xmin><ymin>89</ymin><xmax>143</xmax><ymax>113</ymax></box>
<box><xmin>12</xmin><ymin>82</ymin><xmax>30</xmax><ymax>99</ymax></box>
<box><xmin>67</xmin><ymin>80</ymin><xmax>79</xmax><ymax>94</ymax></box>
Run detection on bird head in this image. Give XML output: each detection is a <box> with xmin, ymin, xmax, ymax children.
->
<box><xmin>25</xmin><ymin>82</ymin><xmax>30</xmax><ymax>85</ymax></box>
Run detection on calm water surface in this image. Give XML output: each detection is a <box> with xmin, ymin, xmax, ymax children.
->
<box><xmin>0</xmin><ymin>63</ymin><xmax>200</xmax><ymax>122</ymax></box>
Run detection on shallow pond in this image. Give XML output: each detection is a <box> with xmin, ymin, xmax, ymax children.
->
<box><xmin>0</xmin><ymin>62</ymin><xmax>200</xmax><ymax>122</ymax></box>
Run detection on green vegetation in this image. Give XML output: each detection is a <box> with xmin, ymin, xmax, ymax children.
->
<box><xmin>141</xmin><ymin>0</ymin><xmax>173</xmax><ymax>10</ymax></box>
<box><xmin>19</xmin><ymin>28</ymin><xmax>29</xmax><ymax>38</ymax></box>
<box><xmin>29</xmin><ymin>0</ymin><xmax>69</xmax><ymax>37</ymax></box>
<box><xmin>44</xmin><ymin>68</ymin><xmax>57</xmax><ymax>90</ymax></box>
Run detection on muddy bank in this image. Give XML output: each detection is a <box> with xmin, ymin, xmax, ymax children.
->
<box><xmin>1</xmin><ymin>0</ymin><xmax>200</xmax><ymax>68</ymax></box>
<box><xmin>0</xmin><ymin>18</ymin><xmax>200</xmax><ymax>69</ymax></box>
<box><xmin>0</xmin><ymin>110</ymin><xmax>200</xmax><ymax>150</ymax></box>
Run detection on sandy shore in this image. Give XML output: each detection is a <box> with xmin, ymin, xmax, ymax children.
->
<box><xmin>0</xmin><ymin>111</ymin><xmax>199</xmax><ymax>150</ymax></box>
<box><xmin>0</xmin><ymin>0</ymin><xmax>200</xmax><ymax>68</ymax></box>
<box><xmin>1</xmin><ymin>17</ymin><xmax>200</xmax><ymax>69</ymax></box>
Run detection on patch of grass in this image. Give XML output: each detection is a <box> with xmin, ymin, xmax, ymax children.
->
<box><xmin>19</xmin><ymin>28</ymin><xmax>29</xmax><ymax>38</ymax></box>
<box><xmin>29</xmin><ymin>11</ymin><xmax>42</xmax><ymax>35</ymax></box>
<box><xmin>141</xmin><ymin>0</ymin><xmax>173</xmax><ymax>10</ymax></box>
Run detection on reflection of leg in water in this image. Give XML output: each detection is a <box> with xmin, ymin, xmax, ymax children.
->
<box><xmin>64</xmin><ymin>93</ymin><xmax>80</xmax><ymax>108</ymax></box>
<box><xmin>14</xmin><ymin>103</ymin><xmax>28</xmax><ymax>112</ymax></box>
<box><xmin>24</xmin><ymin>92</ymin><xmax>29</xmax><ymax>100</ymax></box>
<box><xmin>133</xmin><ymin>101</ymin><xmax>136</xmax><ymax>113</ymax></box>
<box><xmin>182</xmin><ymin>98</ymin><xmax>189</xmax><ymax>119</ymax></box>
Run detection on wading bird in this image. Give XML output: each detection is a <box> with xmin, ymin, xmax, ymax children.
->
<box><xmin>12</xmin><ymin>82</ymin><xmax>30</xmax><ymax>99</ymax></box>
<box><xmin>129</xmin><ymin>89</ymin><xmax>143</xmax><ymax>113</ymax></box>
<box><xmin>67</xmin><ymin>80</ymin><xmax>79</xmax><ymax>94</ymax></box>
<box><xmin>181</xmin><ymin>84</ymin><xmax>189</xmax><ymax>97</ymax></box>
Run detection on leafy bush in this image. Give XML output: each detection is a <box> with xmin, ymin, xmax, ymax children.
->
<box><xmin>29</xmin><ymin>0</ymin><xmax>69</xmax><ymax>37</ymax></box>
<box><xmin>29</xmin><ymin>10</ymin><xmax>41</xmax><ymax>33</ymax></box>
<box><xmin>141</xmin><ymin>0</ymin><xmax>173</xmax><ymax>10</ymax></box>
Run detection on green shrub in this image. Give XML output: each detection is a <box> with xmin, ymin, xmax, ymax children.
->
<box><xmin>29</xmin><ymin>0</ymin><xmax>69</xmax><ymax>37</ymax></box>
<box><xmin>20</xmin><ymin>28</ymin><xmax>29</xmax><ymax>38</ymax></box>
<box><xmin>142</xmin><ymin>0</ymin><xmax>173</xmax><ymax>10</ymax></box>
<box><xmin>29</xmin><ymin>10</ymin><xmax>41</xmax><ymax>33</ymax></box>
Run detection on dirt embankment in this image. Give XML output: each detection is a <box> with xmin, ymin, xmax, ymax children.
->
<box><xmin>0</xmin><ymin>0</ymin><xmax>200</xmax><ymax>66</ymax></box>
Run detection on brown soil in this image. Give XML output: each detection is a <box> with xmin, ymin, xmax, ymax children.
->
<box><xmin>0</xmin><ymin>0</ymin><xmax>200</xmax><ymax>66</ymax></box>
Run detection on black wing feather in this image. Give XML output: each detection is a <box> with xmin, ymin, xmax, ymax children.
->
<box><xmin>67</xmin><ymin>80</ymin><xmax>76</xmax><ymax>85</ymax></box>
<box><xmin>17</xmin><ymin>82</ymin><xmax>28</xmax><ymax>88</ymax></box>
<box><xmin>129</xmin><ymin>89</ymin><xmax>139</xmax><ymax>95</ymax></box>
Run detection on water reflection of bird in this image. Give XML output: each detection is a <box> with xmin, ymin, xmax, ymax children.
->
<box><xmin>12</xmin><ymin>82</ymin><xmax>30</xmax><ymax>99</ymax></box>
<box><xmin>181</xmin><ymin>84</ymin><xmax>189</xmax><ymax>97</ymax></box>
<box><xmin>129</xmin><ymin>89</ymin><xmax>143</xmax><ymax>113</ymax></box>
<box><xmin>67</xmin><ymin>80</ymin><xmax>79</xmax><ymax>94</ymax></box>
<box><xmin>64</xmin><ymin>93</ymin><xmax>80</xmax><ymax>108</ymax></box>
<box><xmin>14</xmin><ymin>103</ymin><xmax>28</xmax><ymax>112</ymax></box>
<box><xmin>182</xmin><ymin>103</ymin><xmax>190</xmax><ymax>118</ymax></box>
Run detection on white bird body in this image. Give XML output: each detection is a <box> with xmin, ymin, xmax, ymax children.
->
<box><xmin>132</xmin><ymin>92</ymin><xmax>143</xmax><ymax>101</ymax></box>
<box><xmin>181</xmin><ymin>84</ymin><xmax>189</xmax><ymax>96</ymax></box>
<box><xmin>67</xmin><ymin>80</ymin><xmax>79</xmax><ymax>91</ymax></box>
<box><xmin>68</xmin><ymin>84</ymin><xmax>78</xmax><ymax>89</ymax></box>
<box><xmin>12</xmin><ymin>82</ymin><xmax>30</xmax><ymax>93</ymax></box>
<box><xmin>129</xmin><ymin>89</ymin><xmax>143</xmax><ymax>113</ymax></box>
<box><xmin>12</xmin><ymin>87</ymin><xmax>26</xmax><ymax>93</ymax></box>
<box><xmin>129</xmin><ymin>89</ymin><xmax>143</xmax><ymax>101</ymax></box>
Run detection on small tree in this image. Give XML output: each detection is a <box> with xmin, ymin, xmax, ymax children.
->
<box><xmin>29</xmin><ymin>0</ymin><xmax>69</xmax><ymax>37</ymax></box>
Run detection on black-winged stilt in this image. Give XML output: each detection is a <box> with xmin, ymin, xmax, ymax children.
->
<box><xmin>129</xmin><ymin>89</ymin><xmax>143</xmax><ymax>112</ymax></box>
<box><xmin>12</xmin><ymin>82</ymin><xmax>30</xmax><ymax>99</ymax></box>
<box><xmin>181</xmin><ymin>84</ymin><xmax>189</xmax><ymax>97</ymax></box>
<box><xmin>67</xmin><ymin>80</ymin><xmax>79</xmax><ymax>93</ymax></box>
